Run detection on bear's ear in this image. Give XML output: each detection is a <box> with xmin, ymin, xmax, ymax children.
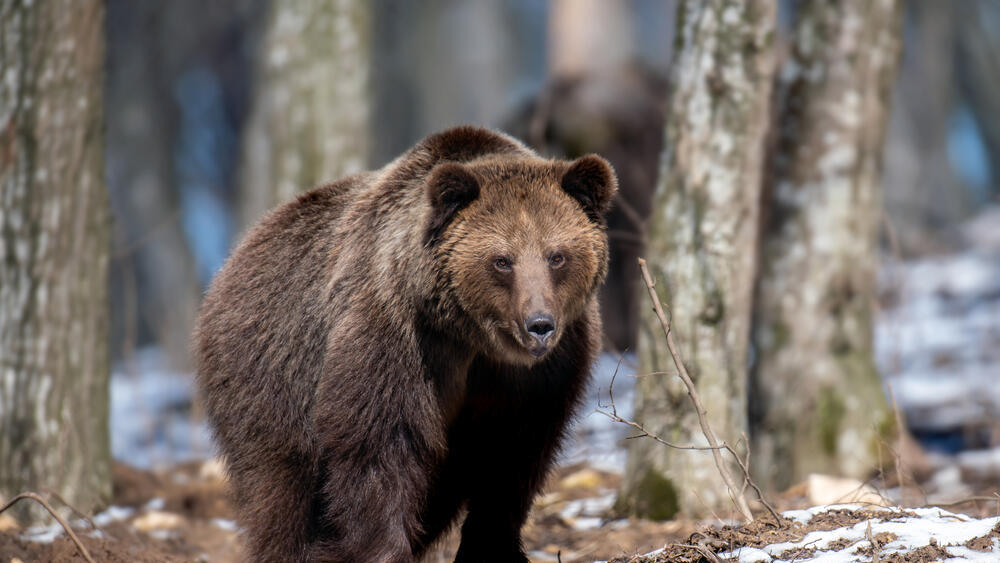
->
<box><xmin>425</xmin><ymin>162</ymin><xmax>481</xmax><ymax>246</ymax></box>
<box><xmin>561</xmin><ymin>154</ymin><xmax>617</xmax><ymax>223</ymax></box>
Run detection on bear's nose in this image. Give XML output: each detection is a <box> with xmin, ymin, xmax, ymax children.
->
<box><xmin>525</xmin><ymin>313</ymin><xmax>556</xmax><ymax>344</ymax></box>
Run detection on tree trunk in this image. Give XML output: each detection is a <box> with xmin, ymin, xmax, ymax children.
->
<box><xmin>240</xmin><ymin>0</ymin><xmax>370</xmax><ymax>228</ymax></box>
<box><xmin>621</xmin><ymin>0</ymin><xmax>776</xmax><ymax>519</ymax></box>
<box><xmin>0</xmin><ymin>0</ymin><xmax>111</xmax><ymax>524</ymax></box>
<box><xmin>750</xmin><ymin>0</ymin><xmax>903</xmax><ymax>492</ymax></box>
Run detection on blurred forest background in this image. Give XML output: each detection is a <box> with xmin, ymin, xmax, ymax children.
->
<box><xmin>2</xmin><ymin>0</ymin><xmax>999</xmax><ymax>558</ymax></box>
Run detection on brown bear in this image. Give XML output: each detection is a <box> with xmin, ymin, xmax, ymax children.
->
<box><xmin>194</xmin><ymin>126</ymin><xmax>616</xmax><ymax>562</ymax></box>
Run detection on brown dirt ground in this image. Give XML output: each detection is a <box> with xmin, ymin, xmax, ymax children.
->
<box><xmin>0</xmin><ymin>462</ymin><xmax>693</xmax><ymax>563</ymax></box>
<box><xmin>2</xmin><ymin>463</ymin><xmax>998</xmax><ymax>562</ymax></box>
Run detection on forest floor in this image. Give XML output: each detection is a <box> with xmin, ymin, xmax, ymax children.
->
<box><xmin>1</xmin><ymin>459</ymin><xmax>999</xmax><ymax>562</ymax></box>
<box><xmin>5</xmin><ymin>207</ymin><xmax>997</xmax><ymax>561</ymax></box>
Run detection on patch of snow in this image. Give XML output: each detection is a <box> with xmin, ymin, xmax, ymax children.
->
<box><xmin>564</xmin><ymin>353</ymin><xmax>637</xmax><ymax>472</ymax></box>
<box><xmin>92</xmin><ymin>505</ymin><xmax>135</xmax><ymax>527</ymax></box>
<box><xmin>606</xmin><ymin>518</ymin><xmax>631</xmax><ymax>530</ymax></box>
<box><xmin>876</xmin><ymin>207</ymin><xmax>1000</xmax><ymax>455</ymax></box>
<box><xmin>570</xmin><ymin>516</ymin><xmax>604</xmax><ymax>531</ymax></box>
<box><xmin>211</xmin><ymin>518</ymin><xmax>240</xmax><ymax>532</ymax></box>
<box><xmin>111</xmin><ymin>347</ymin><xmax>213</xmax><ymax>468</ymax></box>
<box><xmin>781</xmin><ymin>509</ymin><xmax>816</xmax><ymax>525</ymax></box>
<box><xmin>952</xmin><ymin>445</ymin><xmax>1000</xmax><ymax>481</ymax></box>
<box><xmin>21</xmin><ymin>523</ymin><xmax>63</xmax><ymax>544</ymax></box>
<box><xmin>148</xmin><ymin>528</ymin><xmax>175</xmax><ymax>541</ymax></box>
<box><xmin>728</xmin><ymin>547</ymin><xmax>772</xmax><ymax>562</ymax></box>
<box><xmin>560</xmin><ymin>493</ymin><xmax>617</xmax><ymax>520</ymax></box>
<box><xmin>718</xmin><ymin>505</ymin><xmax>1000</xmax><ymax>563</ymax></box>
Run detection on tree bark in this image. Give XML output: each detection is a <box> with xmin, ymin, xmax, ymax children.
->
<box><xmin>621</xmin><ymin>0</ymin><xmax>776</xmax><ymax>519</ymax></box>
<box><xmin>750</xmin><ymin>0</ymin><xmax>903</xmax><ymax>492</ymax></box>
<box><xmin>0</xmin><ymin>0</ymin><xmax>111</xmax><ymax>523</ymax></box>
<box><xmin>240</xmin><ymin>0</ymin><xmax>370</xmax><ymax>228</ymax></box>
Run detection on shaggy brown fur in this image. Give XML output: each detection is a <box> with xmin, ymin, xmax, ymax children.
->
<box><xmin>195</xmin><ymin>126</ymin><xmax>616</xmax><ymax>562</ymax></box>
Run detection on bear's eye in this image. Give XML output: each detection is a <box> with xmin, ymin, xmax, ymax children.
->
<box><xmin>548</xmin><ymin>253</ymin><xmax>566</xmax><ymax>269</ymax></box>
<box><xmin>494</xmin><ymin>257</ymin><xmax>513</xmax><ymax>272</ymax></box>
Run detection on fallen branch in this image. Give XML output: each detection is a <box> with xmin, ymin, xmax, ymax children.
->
<box><xmin>0</xmin><ymin>492</ymin><xmax>96</xmax><ymax>563</ymax></box>
<box><xmin>637</xmin><ymin>258</ymin><xmax>754</xmax><ymax>522</ymax></box>
<box><xmin>678</xmin><ymin>542</ymin><xmax>723</xmax><ymax>563</ymax></box>
<box><xmin>866</xmin><ymin>521</ymin><xmax>881</xmax><ymax>563</ymax></box>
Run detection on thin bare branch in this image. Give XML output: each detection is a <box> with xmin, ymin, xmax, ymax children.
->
<box><xmin>677</xmin><ymin>542</ymin><xmax>723</xmax><ymax>563</ymax></box>
<box><xmin>638</xmin><ymin>258</ymin><xmax>755</xmax><ymax>522</ymax></box>
<box><xmin>595</xmin><ymin>408</ymin><xmax>727</xmax><ymax>451</ymax></box>
<box><xmin>609</xmin><ymin>350</ymin><xmax>627</xmax><ymax>418</ymax></box>
<box><xmin>738</xmin><ymin>432</ymin><xmax>782</xmax><ymax>523</ymax></box>
<box><xmin>0</xmin><ymin>492</ymin><xmax>96</xmax><ymax>563</ymax></box>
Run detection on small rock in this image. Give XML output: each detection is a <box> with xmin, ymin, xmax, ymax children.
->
<box><xmin>559</xmin><ymin>468</ymin><xmax>602</xmax><ymax>490</ymax></box>
<box><xmin>536</xmin><ymin>491</ymin><xmax>563</xmax><ymax>507</ymax></box>
<box><xmin>199</xmin><ymin>457</ymin><xmax>228</xmax><ymax>483</ymax></box>
<box><xmin>0</xmin><ymin>513</ymin><xmax>18</xmax><ymax>532</ymax></box>
<box><xmin>142</xmin><ymin>497</ymin><xmax>166</xmax><ymax>512</ymax></box>
<box><xmin>806</xmin><ymin>473</ymin><xmax>889</xmax><ymax>506</ymax></box>
<box><xmin>132</xmin><ymin>510</ymin><xmax>184</xmax><ymax>531</ymax></box>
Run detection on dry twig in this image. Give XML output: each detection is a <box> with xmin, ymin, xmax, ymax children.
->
<box><xmin>885</xmin><ymin>383</ymin><xmax>910</xmax><ymax>503</ymax></box>
<box><xmin>0</xmin><ymin>492</ymin><xmax>96</xmax><ymax>563</ymax></box>
<box><xmin>637</xmin><ymin>258</ymin><xmax>754</xmax><ymax>522</ymax></box>
<box><xmin>678</xmin><ymin>542</ymin><xmax>723</xmax><ymax>563</ymax></box>
<box><xmin>866</xmin><ymin>521</ymin><xmax>881</xmax><ymax>563</ymax></box>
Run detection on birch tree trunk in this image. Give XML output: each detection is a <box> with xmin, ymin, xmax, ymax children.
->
<box><xmin>240</xmin><ymin>0</ymin><xmax>370</xmax><ymax>228</ymax></box>
<box><xmin>621</xmin><ymin>0</ymin><xmax>776</xmax><ymax>519</ymax></box>
<box><xmin>0</xmin><ymin>0</ymin><xmax>111</xmax><ymax>524</ymax></box>
<box><xmin>750</xmin><ymin>0</ymin><xmax>903</xmax><ymax>492</ymax></box>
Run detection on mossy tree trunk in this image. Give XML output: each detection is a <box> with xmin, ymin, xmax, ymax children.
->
<box><xmin>0</xmin><ymin>0</ymin><xmax>111</xmax><ymax>524</ymax></box>
<box><xmin>240</xmin><ymin>0</ymin><xmax>370</xmax><ymax>227</ymax></box>
<box><xmin>621</xmin><ymin>0</ymin><xmax>776</xmax><ymax>519</ymax></box>
<box><xmin>749</xmin><ymin>0</ymin><xmax>903</xmax><ymax>492</ymax></box>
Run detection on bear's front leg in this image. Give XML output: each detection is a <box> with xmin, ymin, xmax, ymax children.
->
<box><xmin>453</xmin><ymin>343</ymin><xmax>591</xmax><ymax>563</ymax></box>
<box><xmin>453</xmin><ymin>496</ymin><xmax>532</xmax><ymax>563</ymax></box>
<box><xmin>452</xmin><ymin>414</ymin><xmax>564</xmax><ymax>563</ymax></box>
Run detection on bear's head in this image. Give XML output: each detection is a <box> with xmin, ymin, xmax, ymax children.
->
<box><xmin>425</xmin><ymin>154</ymin><xmax>617</xmax><ymax>365</ymax></box>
